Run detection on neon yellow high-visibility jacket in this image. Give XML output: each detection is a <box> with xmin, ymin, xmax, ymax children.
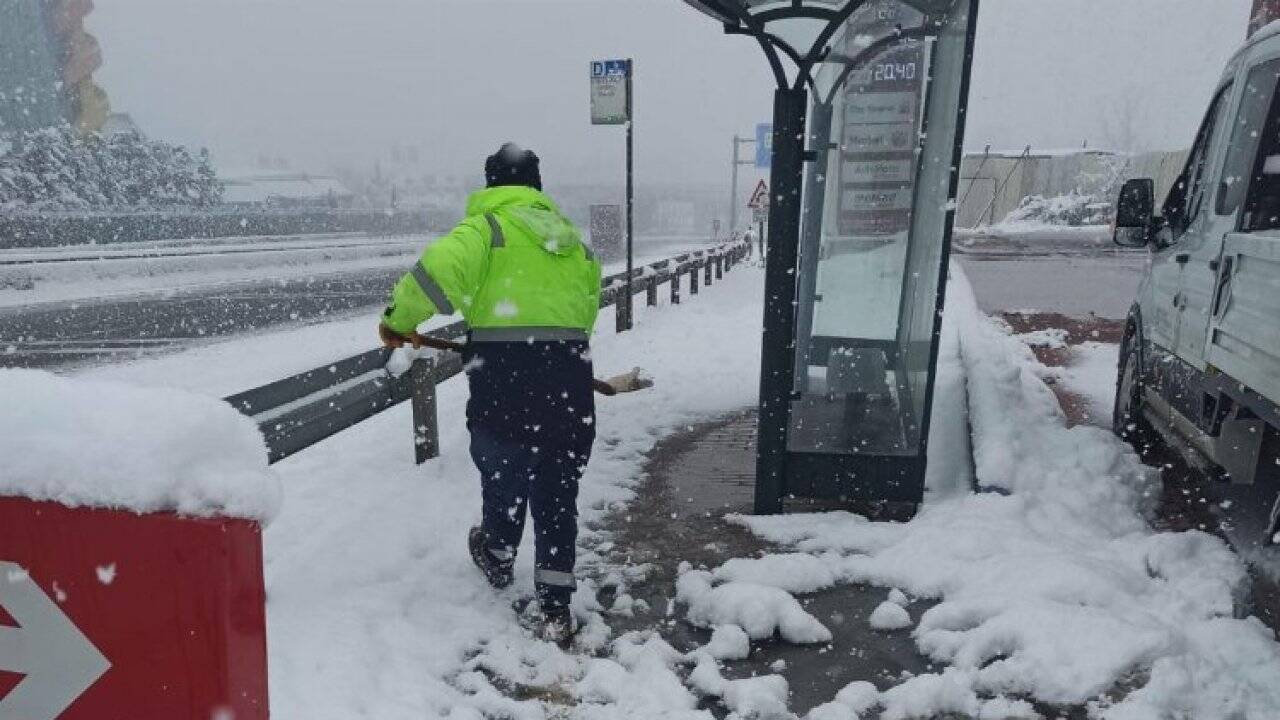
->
<box><xmin>382</xmin><ymin>186</ymin><xmax>602</xmax><ymax>341</ymax></box>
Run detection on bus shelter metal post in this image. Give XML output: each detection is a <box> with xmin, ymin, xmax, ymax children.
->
<box><xmin>754</xmin><ymin>87</ymin><xmax>808</xmax><ymax>515</ymax></box>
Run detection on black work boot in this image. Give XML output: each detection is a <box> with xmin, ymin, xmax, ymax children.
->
<box><xmin>468</xmin><ymin>526</ymin><xmax>514</xmax><ymax>589</ymax></box>
<box><xmin>536</xmin><ymin>604</ymin><xmax>575</xmax><ymax>645</ymax></box>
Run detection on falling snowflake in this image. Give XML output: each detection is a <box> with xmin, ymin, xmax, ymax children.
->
<box><xmin>494</xmin><ymin>300</ymin><xmax>519</xmax><ymax>318</ymax></box>
<box><xmin>96</xmin><ymin>563</ymin><xmax>117</xmax><ymax>585</ymax></box>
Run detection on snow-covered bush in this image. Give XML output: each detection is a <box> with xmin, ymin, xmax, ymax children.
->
<box><xmin>0</xmin><ymin>125</ymin><xmax>222</xmax><ymax>211</ymax></box>
<box><xmin>1001</xmin><ymin>190</ymin><xmax>1111</xmax><ymax>227</ymax></box>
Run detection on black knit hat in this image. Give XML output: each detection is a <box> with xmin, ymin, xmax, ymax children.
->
<box><xmin>485</xmin><ymin>143</ymin><xmax>542</xmax><ymax>191</ymax></box>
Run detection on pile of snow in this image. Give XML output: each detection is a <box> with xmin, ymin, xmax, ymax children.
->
<box><xmin>1057</xmin><ymin>341</ymin><xmax>1123</xmax><ymax>423</ymax></box>
<box><xmin>999</xmin><ymin>190</ymin><xmax>1111</xmax><ymax>228</ymax></box>
<box><xmin>677</xmin><ymin>563</ymin><xmax>833</xmax><ymax>644</ymax></box>
<box><xmin>0</xmin><ymin>369</ymin><xmax>280</xmax><ymax>520</ymax></box>
<box><xmin>868</xmin><ymin>600</ymin><xmax>912</xmax><ymax>631</ymax></box>
<box><xmin>1013</xmin><ymin>326</ymin><xmax>1068</xmax><ymax>349</ymax></box>
<box><xmin>726</xmin><ymin>271</ymin><xmax>1280</xmax><ymax>718</ymax></box>
<box><xmin>806</xmin><ymin>681</ymin><xmax>879</xmax><ymax>720</ymax></box>
<box><xmin>712</xmin><ymin>552</ymin><xmax>838</xmax><ymax>594</ymax></box>
<box><xmin>687</xmin><ymin>653</ymin><xmax>790</xmax><ymax>720</ymax></box>
<box><xmin>697</xmin><ymin>624</ymin><xmax>752</xmax><ymax>661</ymax></box>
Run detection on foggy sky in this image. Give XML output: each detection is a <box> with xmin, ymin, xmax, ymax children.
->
<box><xmin>89</xmin><ymin>0</ymin><xmax>1252</xmax><ymax>184</ymax></box>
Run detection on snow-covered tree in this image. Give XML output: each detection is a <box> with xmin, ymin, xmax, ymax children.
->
<box><xmin>0</xmin><ymin>125</ymin><xmax>223</xmax><ymax>211</ymax></box>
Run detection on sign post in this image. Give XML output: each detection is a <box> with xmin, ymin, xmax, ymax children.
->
<box><xmin>729</xmin><ymin>124</ymin><xmax>770</xmax><ymax>236</ymax></box>
<box><xmin>591</xmin><ymin>58</ymin><xmax>635</xmax><ymax>331</ymax></box>
<box><xmin>748</xmin><ymin>179</ymin><xmax>770</xmax><ymax>256</ymax></box>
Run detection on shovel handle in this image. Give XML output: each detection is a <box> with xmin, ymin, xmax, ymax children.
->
<box><xmin>409</xmin><ymin>334</ymin><xmax>618</xmax><ymax>397</ymax></box>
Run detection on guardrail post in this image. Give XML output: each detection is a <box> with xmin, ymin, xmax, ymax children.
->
<box><xmin>690</xmin><ymin>262</ymin><xmax>700</xmax><ymax>295</ymax></box>
<box><xmin>616</xmin><ymin>287</ymin><xmax>630</xmax><ymax>333</ymax></box>
<box><xmin>671</xmin><ymin>269</ymin><xmax>681</xmax><ymax>305</ymax></box>
<box><xmin>705</xmin><ymin>259</ymin><xmax>714</xmax><ymax>285</ymax></box>
<box><xmin>646</xmin><ymin>276</ymin><xmax>659</xmax><ymax>307</ymax></box>
<box><xmin>410</xmin><ymin>360</ymin><xmax>440</xmax><ymax>464</ymax></box>
<box><xmin>715</xmin><ymin>255</ymin><xmax>724</xmax><ymax>279</ymax></box>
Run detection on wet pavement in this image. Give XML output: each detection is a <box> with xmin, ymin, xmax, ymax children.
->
<box><xmin>590</xmin><ymin>412</ymin><xmax>945</xmax><ymax>718</ymax></box>
<box><xmin>957</xmin><ymin>253</ymin><xmax>1145</xmax><ymax>320</ymax></box>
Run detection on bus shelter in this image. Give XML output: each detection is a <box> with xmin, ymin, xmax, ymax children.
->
<box><xmin>681</xmin><ymin>0</ymin><xmax>979</xmax><ymax>513</ymax></box>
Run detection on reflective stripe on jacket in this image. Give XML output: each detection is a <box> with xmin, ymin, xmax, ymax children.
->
<box><xmin>382</xmin><ymin>186</ymin><xmax>602</xmax><ymax>337</ymax></box>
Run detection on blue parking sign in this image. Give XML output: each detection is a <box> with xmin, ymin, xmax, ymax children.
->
<box><xmin>755</xmin><ymin>123</ymin><xmax>773</xmax><ymax>169</ymax></box>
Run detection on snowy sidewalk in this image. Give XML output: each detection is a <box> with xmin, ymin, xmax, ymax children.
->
<box><xmin>81</xmin><ymin>263</ymin><xmax>1280</xmax><ymax>719</ymax></box>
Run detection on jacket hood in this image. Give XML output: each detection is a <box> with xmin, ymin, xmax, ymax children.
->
<box><xmin>466</xmin><ymin>186</ymin><xmax>584</xmax><ymax>257</ymax></box>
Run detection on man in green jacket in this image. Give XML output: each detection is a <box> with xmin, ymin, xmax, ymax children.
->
<box><xmin>379</xmin><ymin>144</ymin><xmax>602</xmax><ymax>642</ymax></box>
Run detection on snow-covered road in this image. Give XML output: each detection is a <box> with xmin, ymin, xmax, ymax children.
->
<box><xmin>0</xmin><ymin>234</ymin><xmax>718</xmax><ymax>370</ymax></box>
<box><xmin>77</xmin><ymin>261</ymin><xmax>1280</xmax><ymax>719</ymax></box>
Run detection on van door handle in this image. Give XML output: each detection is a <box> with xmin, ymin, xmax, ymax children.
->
<box><xmin>1175</xmin><ymin>253</ymin><xmax>1191</xmax><ymax>264</ymax></box>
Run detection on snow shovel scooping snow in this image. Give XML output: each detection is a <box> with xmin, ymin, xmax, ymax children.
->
<box><xmin>398</xmin><ymin>333</ymin><xmax>653</xmax><ymax>396</ymax></box>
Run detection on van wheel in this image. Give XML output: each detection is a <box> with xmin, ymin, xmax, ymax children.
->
<box><xmin>1114</xmin><ymin>333</ymin><xmax>1155</xmax><ymax>455</ymax></box>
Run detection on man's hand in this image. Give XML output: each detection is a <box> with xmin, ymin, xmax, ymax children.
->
<box><xmin>379</xmin><ymin>322</ymin><xmax>422</xmax><ymax>349</ymax></box>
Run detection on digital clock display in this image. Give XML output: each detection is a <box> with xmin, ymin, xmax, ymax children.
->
<box><xmin>873</xmin><ymin>62</ymin><xmax>918</xmax><ymax>82</ymax></box>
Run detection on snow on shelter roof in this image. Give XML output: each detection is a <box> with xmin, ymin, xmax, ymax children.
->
<box><xmin>0</xmin><ymin>370</ymin><xmax>281</xmax><ymax>522</ymax></box>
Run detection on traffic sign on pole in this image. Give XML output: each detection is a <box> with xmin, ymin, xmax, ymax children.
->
<box><xmin>755</xmin><ymin>123</ymin><xmax>773</xmax><ymax>168</ymax></box>
<box><xmin>747</xmin><ymin>179</ymin><xmax>770</xmax><ymax>210</ymax></box>
<box><xmin>591</xmin><ymin>57</ymin><xmax>636</xmax><ymax>331</ymax></box>
<box><xmin>0</xmin><ymin>498</ymin><xmax>268</xmax><ymax>720</ymax></box>
<box><xmin>590</xmin><ymin>59</ymin><xmax>631</xmax><ymax>125</ymax></box>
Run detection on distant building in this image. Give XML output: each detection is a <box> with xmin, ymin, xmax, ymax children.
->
<box><xmin>220</xmin><ymin>172</ymin><xmax>356</xmax><ymax>208</ymax></box>
<box><xmin>101</xmin><ymin>112</ymin><xmax>142</xmax><ymax>140</ymax></box>
<box><xmin>0</xmin><ymin>0</ymin><xmax>109</xmax><ymax>134</ymax></box>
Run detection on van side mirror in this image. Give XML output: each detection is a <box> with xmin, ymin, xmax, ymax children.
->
<box><xmin>1114</xmin><ymin>178</ymin><xmax>1155</xmax><ymax>248</ymax></box>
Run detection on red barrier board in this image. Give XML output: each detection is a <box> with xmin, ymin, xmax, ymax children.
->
<box><xmin>0</xmin><ymin>498</ymin><xmax>268</xmax><ymax>720</ymax></box>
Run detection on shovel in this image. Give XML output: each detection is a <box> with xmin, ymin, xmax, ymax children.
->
<box><xmin>403</xmin><ymin>334</ymin><xmax>652</xmax><ymax>397</ymax></box>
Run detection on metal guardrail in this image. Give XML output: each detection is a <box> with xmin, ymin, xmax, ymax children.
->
<box><xmin>224</xmin><ymin>241</ymin><xmax>751</xmax><ymax>464</ymax></box>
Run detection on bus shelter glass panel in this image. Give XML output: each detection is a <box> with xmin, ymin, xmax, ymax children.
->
<box><xmin>788</xmin><ymin>0</ymin><xmax>973</xmax><ymax>459</ymax></box>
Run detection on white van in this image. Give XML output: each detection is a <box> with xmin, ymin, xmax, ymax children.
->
<box><xmin>1113</xmin><ymin>25</ymin><xmax>1280</xmax><ymax>553</ymax></box>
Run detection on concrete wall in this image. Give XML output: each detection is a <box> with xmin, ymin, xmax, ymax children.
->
<box><xmin>955</xmin><ymin>148</ymin><xmax>1190</xmax><ymax>228</ymax></box>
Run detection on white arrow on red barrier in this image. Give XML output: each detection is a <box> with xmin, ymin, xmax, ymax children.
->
<box><xmin>0</xmin><ymin>561</ymin><xmax>111</xmax><ymax>720</ymax></box>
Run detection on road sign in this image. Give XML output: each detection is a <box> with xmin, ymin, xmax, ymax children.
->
<box><xmin>755</xmin><ymin>123</ymin><xmax>773</xmax><ymax>168</ymax></box>
<box><xmin>590</xmin><ymin>59</ymin><xmax>631</xmax><ymax>125</ymax></box>
<box><xmin>747</xmin><ymin>179</ymin><xmax>770</xmax><ymax>209</ymax></box>
<box><xmin>590</xmin><ymin>204</ymin><xmax>624</xmax><ymax>259</ymax></box>
<box><xmin>753</xmin><ymin>206</ymin><xmax>769</xmax><ymax>223</ymax></box>
<box><xmin>0</xmin><ymin>498</ymin><xmax>268</xmax><ymax>720</ymax></box>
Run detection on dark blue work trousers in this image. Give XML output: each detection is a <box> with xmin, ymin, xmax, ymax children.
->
<box><xmin>465</xmin><ymin>339</ymin><xmax>595</xmax><ymax>609</ymax></box>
